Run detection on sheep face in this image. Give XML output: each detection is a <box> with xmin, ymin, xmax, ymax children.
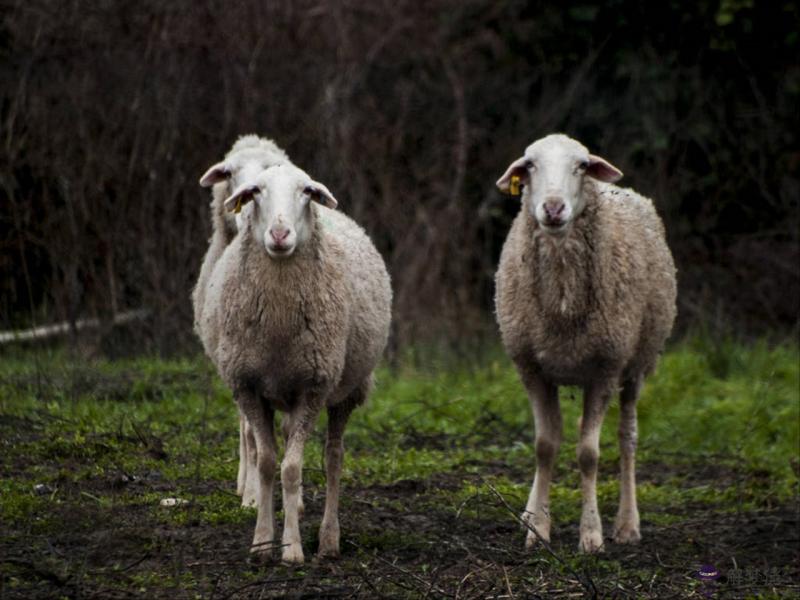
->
<box><xmin>199</xmin><ymin>147</ymin><xmax>290</xmax><ymax>231</ymax></box>
<box><xmin>224</xmin><ymin>165</ymin><xmax>337</xmax><ymax>259</ymax></box>
<box><xmin>496</xmin><ymin>134</ymin><xmax>623</xmax><ymax>235</ymax></box>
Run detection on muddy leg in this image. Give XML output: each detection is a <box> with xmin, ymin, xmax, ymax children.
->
<box><xmin>237</xmin><ymin>408</ymin><xmax>247</xmax><ymax>496</ymax></box>
<box><xmin>236</xmin><ymin>388</ymin><xmax>278</xmax><ymax>559</ymax></box>
<box><xmin>520</xmin><ymin>371</ymin><xmax>561</xmax><ymax>548</ymax></box>
<box><xmin>319</xmin><ymin>381</ymin><xmax>367</xmax><ymax>557</ymax></box>
<box><xmin>281</xmin><ymin>413</ymin><xmax>304</xmax><ymax>516</ymax></box>
<box><xmin>280</xmin><ymin>399</ymin><xmax>323</xmax><ymax>564</ymax></box>
<box><xmin>614</xmin><ymin>375</ymin><xmax>642</xmax><ymax>544</ymax></box>
<box><xmin>577</xmin><ymin>380</ymin><xmax>613</xmax><ymax>553</ymax></box>
<box><xmin>241</xmin><ymin>416</ymin><xmax>259</xmax><ymax>507</ymax></box>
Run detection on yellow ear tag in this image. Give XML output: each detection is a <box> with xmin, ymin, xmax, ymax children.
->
<box><xmin>234</xmin><ymin>197</ymin><xmax>243</xmax><ymax>214</ymax></box>
<box><xmin>510</xmin><ymin>175</ymin><xmax>521</xmax><ymax>196</ymax></box>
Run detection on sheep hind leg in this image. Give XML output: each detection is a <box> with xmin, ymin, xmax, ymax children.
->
<box><xmin>236</xmin><ymin>389</ymin><xmax>278</xmax><ymax>560</ymax></box>
<box><xmin>281</xmin><ymin>414</ymin><xmax>304</xmax><ymax>516</ymax></box>
<box><xmin>614</xmin><ymin>375</ymin><xmax>642</xmax><ymax>544</ymax></box>
<box><xmin>236</xmin><ymin>408</ymin><xmax>247</xmax><ymax>496</ymax></box>
<box><xmin>241</xmin><ymin>416</ymin><xmax>259</xmax><ymax>507</ymax></box>
<box><xmin>280</xmin><ymin>398</ymin><xmax>324</xmax><ymax>564</ymax></box>
<box><xmin>319</xmin><ymin>380</ymin><xmax>368</xmax><ymax>558</ymax></box>
<box><xmin>577</xmin><ymin>380</ymin><xmax>613</xmax><ymax>553</ymax></box>
<box><xmin>521</xmin><ymin>371</ymin><xmax>561</xmax><ymax>548</ymax></box>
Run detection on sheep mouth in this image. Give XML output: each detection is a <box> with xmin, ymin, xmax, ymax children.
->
<box><xmin>266</xmin><ymin>244</ymin><xmax>295</xmax><ymax>258</ymax></box>
<box><xmin>541</xmin><ymin>220</ymin><xmax>568</xmax><ymax>234</ymax></box>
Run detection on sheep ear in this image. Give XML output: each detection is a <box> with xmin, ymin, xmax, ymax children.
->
<box><xmin>496</xmin><ymin>156</ymin><xmax>530</xmax><ymax>195</ymax></box>
<box><xmin>586</xmin><ymin>154</ymin><xmax>623</xmax><ymax>183</ymax></box>
<box><xmin>199</xmin><ymin>161</ymin><xmax>231</xmax><ymax>187</ymax></box>
<box><xmin>223</xmin><ymin>184</ymin><xmax>259</xmax><ymax>214</ymax></box>
<box><xmin>304</xmin><ymin>181</ymin><xmax>338</xmax><ymax>209</ymax></box>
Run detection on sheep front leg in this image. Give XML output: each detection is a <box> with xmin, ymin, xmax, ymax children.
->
<box><xmin>577</xmin><ymin>380</ymin><xmax>613</xmax><ymax>553</ymax></box>
<box><xmin>614</xmin><ymin>375</ymin><xmax>642</xmax><ymax>544</ymax></box>
<box><xmin>237</xmin><ymin>390</ymin><xmax>278</xmax><ymax>559</ymax></box>
<box><xmin>280</xmin><ymin>399</ymin><xmax>323</xmax><ymax>564</ymax></box>
<box><xmin>521</xmin><ymin>371</ymin><xmax>561</xmax><ymax>548</ymax></box>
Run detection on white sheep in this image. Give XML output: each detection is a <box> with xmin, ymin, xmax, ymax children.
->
<box><xmin>197</xmin><ymin>163</ymin><xmax>392</xmax><ymax>563</ymax></box>
<box><xmin>494</xmin><ymin>134</ymin><xmax>676</xmax><ymax>553</ymax></box>
<box><xmin>192</xmin><ymin>135</ymin><xmax>290</xmax><ymax>505</ymax></box>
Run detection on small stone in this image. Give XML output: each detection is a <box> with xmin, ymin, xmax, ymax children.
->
<box><xmin>159</xmin><ymin>497</ymin><xmax>189</xmax><ymax>507</ymax></box>
<box><xmin>33</xmin><ymin>483</ymin><xmax>53</xmax><ymax>496</ymax></box>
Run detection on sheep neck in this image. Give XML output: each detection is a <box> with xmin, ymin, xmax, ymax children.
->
<box><xmin>523</xmin><ymin>198</ymin><xmax>598</xmax><ymax>323</ymax></box>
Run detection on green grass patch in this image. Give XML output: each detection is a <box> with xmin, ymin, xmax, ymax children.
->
<box><xmin>0</xmin><ymin>336</ymin><xmax>797</xmax><ymax>597</ymax></box>
<box><xmin>2</xmin><ymin>337</ymin><xmax>797</xmax><ymax>513</ymax></box>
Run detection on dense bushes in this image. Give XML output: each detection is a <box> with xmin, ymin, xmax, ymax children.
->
<box><xmin>1</xmin><ymin>0</ymin><xmax>797</xmax><ymax>353</ymax></box>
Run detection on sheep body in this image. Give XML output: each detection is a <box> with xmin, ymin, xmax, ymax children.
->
<box><xmin>494</xmin><ymin>133</ymin><xmax>676</xmax><ymax>553</ymax></box>
<box><xmin>203</xmin><ymin>205</ymin><xmax>391</xmax><ymax>402</ymax></box>
<box><xmin>198</xmin><ymin>164</ymin><xmax>391</xmax><ymax>563</ymax></box>
<box><xmin>496</xmin><ymin>179</ymin><xmax>676</xmax><ymax>385</ymax></box>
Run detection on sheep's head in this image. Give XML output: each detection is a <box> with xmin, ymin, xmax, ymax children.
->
<box><xmin>223</xmin><ymin>164</ymin><xmax>337</xmax><ymax>259</ymax></box>
<box><xmin>199</xmin><ymin>141</ymin><xmax>290</xmax><ymax>230</ymax></box>
<box><xmin>496</xmin><ymin>134</ymin><xmax>622</xmax><ymax>235</ymax></box>
<box><xmin>199</xmin><ymin>148</ymin><xmax>279</xmax><ymax>189</ymax></box>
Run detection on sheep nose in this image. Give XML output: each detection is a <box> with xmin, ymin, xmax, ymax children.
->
<box><xmin>543</xmin><ymin>198</ymin><xmax>565</xmax><ymax>219</ymax></box>
<box><xmin>270</xmin><ymin>226</ymin><xmax>290</xmax><ymax>244</ymax></box>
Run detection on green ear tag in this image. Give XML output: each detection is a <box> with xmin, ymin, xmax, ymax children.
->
<box><xmin>510</xmin><ymin>175</ymin><xmax>521</xmax><ymax>196</ymax></box>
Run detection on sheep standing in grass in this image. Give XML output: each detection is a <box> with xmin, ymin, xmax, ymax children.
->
<box><xmin>198</xmin><ymin>163</ymin><xmax>391</xmax><ymax>563</ymax></box>
<box><xmin>193</xmin><ymin>135</ymin><xmax>290</xmax><ymax>505</ymax></box>
<box><xmin>494</xmin><ymin>134</ymin><xmax>676</xmax><ymax>553</ymax></box>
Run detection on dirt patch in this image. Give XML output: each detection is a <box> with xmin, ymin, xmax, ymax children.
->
<box><xmin>2</xmin><ymin>464</ymin><xmax>797</xmax><ymax>599</ymax></box>
<box><xmin>2</xmin><ymin>367</ymin><xmax>797</xmax><ymax>599</ymax></box>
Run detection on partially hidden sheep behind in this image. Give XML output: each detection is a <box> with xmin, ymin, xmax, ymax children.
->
<box><xmin>193</xmin><ymin>134</ymin><xmax>290</xmax><ymax>329</ymax></box>
<box><xmin>494</xmin><ymin>134</ymin><xmax>676</xmax><ymax>553</ymax></box>
<box><xmin>197</xmin><ymin>163</ymin><xmax>392</xmax><ymax>563</ymax></box>
<box><xmin>192</xmin><ymin>135</ymin><xmax>290</xmax><ymax>505</ymax></box>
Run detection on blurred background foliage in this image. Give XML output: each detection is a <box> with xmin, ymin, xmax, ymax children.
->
<box><xmin>1</xmin><ymin>0</ymin><xmax>797</xmax><ymax>355</ymax></box>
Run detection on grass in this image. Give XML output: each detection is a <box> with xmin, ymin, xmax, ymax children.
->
<box><xmin>0</xmin><ymin>336</ymin><xmax>798</xmax><ymax>598</ymax></box>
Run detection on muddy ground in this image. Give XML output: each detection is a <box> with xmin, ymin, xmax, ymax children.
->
<box><xmin>1</xmin><ymin>352</ymin><xmax>798</xmax><ymax>599</ymax></box>
<box><xmin>2</xmin><ymin>427</ymin><xmax>797</xmax><ymax>599</ymax></box>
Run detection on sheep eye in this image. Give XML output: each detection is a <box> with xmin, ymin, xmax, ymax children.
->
<box><xmin>524</xmin><ymin>160</ymin><xmax>534</xmax><ymax>170</ymax></box>
<box><xmin>578</xmin><ymin>160</ymin><xmax>589</xmax><ymax>171</ymax></box>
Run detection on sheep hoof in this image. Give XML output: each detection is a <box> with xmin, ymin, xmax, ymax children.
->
<box><xmin>249</xmin><ymin>545</ymin><xmax>273</xmax><ymax>563</ymax></box>
<box><xmin>318</xmin><ymin>545</ymin><xmax>340</xmax><ymax>559</ymax></box>
<box><xmin>578</xmin><ymin>530</ymin><xmax>605</xmax><ymax>554</ymax></box>
<box><xmin>613</xmin><ymin>521</ymin><xmax>641</xmax><ymax>544</ymax></box>
<box><xmin>281</xmin><ymin>544</ymin><xmax>305</xmax><ymax>565</ymax></box>
<box><xmin>318</xmin><ymin>527</ymin><xmax>340</xmax><ymax>558</ymax></box>
<box><xmin>524</xmin><ymin>536</ymin><xmax>535</xmax><ymax>550</ymax></box>
<box><xmin>522</xmin><ymin>511</ymin><xmax>550</xmax><ymax>548</ymax></box>
<box><xmin>523</xmin><ymin>526</ymin><xmax>551</xmax><ymax>550</ymax></box>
